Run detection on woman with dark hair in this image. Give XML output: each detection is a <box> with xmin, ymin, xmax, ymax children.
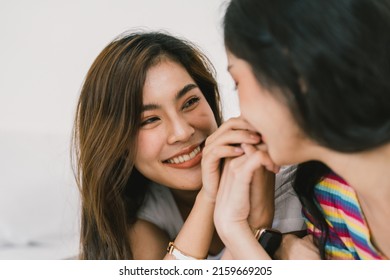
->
<box><xmin>73</xmin><ymin>31</ymin><xmax>304</xmax><ymax>259</ymax></box>
<box><xmin>215</xmin><ymin>0</ymin><xmax>390</xmax><ymax>259</ymax></box>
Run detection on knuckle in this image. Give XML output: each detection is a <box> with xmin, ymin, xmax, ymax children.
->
<box><xmin>205</xmin><ymin>136</ymin><xmax>213</xmax><ymax>146</ymax></box>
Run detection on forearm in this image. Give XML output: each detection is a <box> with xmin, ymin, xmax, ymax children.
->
<box><xmin>220</xmin><ymin>249</ymin><xmax>233</xmax><ymax>260</ymax></box>
<box><xmin>164</xmin><ymin>189</ymin><xmax>215</xmax><ymax>260</ymax></box>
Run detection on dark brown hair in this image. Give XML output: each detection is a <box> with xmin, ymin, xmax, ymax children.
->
<box><xmin>72</xmin><ymin>31</ymin><xmax>222</xmax><ymax>259</ymax></box>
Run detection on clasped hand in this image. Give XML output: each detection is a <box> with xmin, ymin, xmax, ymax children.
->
<box><xmin>211</xmin><ymin>117</ymin><xmax>279</xmax><ymax>242</ymax></box>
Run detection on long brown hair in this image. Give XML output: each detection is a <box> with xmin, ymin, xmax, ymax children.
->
<box><xmin>72</xmin><ymin>31</ymin><xmax>222</xmax><ymax>259</ymax></box>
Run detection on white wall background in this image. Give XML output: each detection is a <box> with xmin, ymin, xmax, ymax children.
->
<box><xmin>0</xmin><ymin>0</ymin><xmax>239</xmax><ymax>259</ymax></box>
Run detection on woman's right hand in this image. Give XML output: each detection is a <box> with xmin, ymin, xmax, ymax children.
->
<box><xmin>200</xmin><ymin>116</ymin><xmax>262</xmax><ymax>202</ymax></box>
<box><xmin>214</xmin><ymin>144</ymin><xmax>276</xmax><ymax>237</ymax></box>
<box><xmin>213</xmin><ymin>145</ymin><xmax>274</xmax><ymax>259</ymax></box>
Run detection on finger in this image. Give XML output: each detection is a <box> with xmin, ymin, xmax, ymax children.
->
<box><xmin>218</xmin><ymin>154</ymin><xmax>252</xmax><ymax>198</ymax></box>
<box><xmin>255</xmin><ymin>143</ymin><xmax>268</xmax><ymax>152</ymax></box>
<box><xmin>216</xmin><ymin>153</ymin><xmax>263</xmax><ymax>220</ymax></box>
<box><xmin>202</xmin><ymin>145</ymin><xmax>244</xmax><ymax>176</ymax></box>
<box><xmin>224</xmin><ymin>116</ymin><xmax>257</xmax><ymax>131</ymax></box>
<box><xmin>236</xmin><ymin>115</ymin><xmax>259</xmax><ymax>132</ymax></box>
<box><xmin>226</xmin><ymin>150</ymin><xmax>264</xmax><ymax>187</ymax></box>
<box><xmin>216</xmin><ymin>157</ymin><xmax>235</xmax><ymax>205</ymax></box>
<box><xmin>207</xmin><ymin>130</ymin><xmax>261</xmax><ymax>149</ymax></box>
<box><xmin>241</xmin><ymin>143</ymin><xmax>257</xmax><ymax>154</ymax></box>
<box><xmin>256</xmin><ymin>150</ymin><xmax>280</xmax><ymax>174</ymax></box>
<box><xmin>217</xmin><ymin>155</ymin><xmax>252</xmax><ymax>210</ymax></box>
<box><xmin>206</xmin><ymin>117</ymin><xmax>259</xmax><ymax>144</ymax></box>
<box><xmin>248</xmin><ymin>143</ymin><xmax>280</xmax><ymax>174</ymax></box>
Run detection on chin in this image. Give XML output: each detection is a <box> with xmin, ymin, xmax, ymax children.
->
<box><xmin>178</xmin><ymin>182</ymin><xmax>202</xmax><ymax>191</ymax></box>
<box><xmin>272</xmin><ymin>153</ymin><xmax>298</xmax><ymax>167</ymax></box>
<box><xmin>164</xmin><ymin>178</ymin><xmax>202</xmax><ymax>191</ymax></box>
<box><xmin>268</xmin><ymin>149</ymin><xmax>287</xmax><ymax>166</ymax></box>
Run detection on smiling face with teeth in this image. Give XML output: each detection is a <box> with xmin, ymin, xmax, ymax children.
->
<box><xmin>134</xmin><ymin>58</ymin><xmax>218</xmax><ymax>191</ymax></box>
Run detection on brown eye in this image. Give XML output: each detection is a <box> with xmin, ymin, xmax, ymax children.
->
<box><xmin>141</xmin><ymin>117</ymin><xmax>160</xmax><ymax>126</ymax></box>
<box><xmin>182</xmin><ymin>96</ymin><xmax>200</xmax><ymax>110</ymax></box>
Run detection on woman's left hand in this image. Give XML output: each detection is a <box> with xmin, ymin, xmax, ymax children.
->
<box><xmin>201</xmin><ymin>116</ymin><xmax>261</xmax><ymax>203</ymax></box>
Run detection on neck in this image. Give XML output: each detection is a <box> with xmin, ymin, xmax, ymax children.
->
<box><xmin>170</xmin><ymin>188</ymin><xmax>199</xmax><ymax>219</ymax></box>
<box><xmin>170</xmin><ymin>189</ymin><xmax>198</xmax><ymax>205</ymax></box>
<box><xmin>317</xmin><ymin>143</ymin><xmax>390</xmax><ymax>201</ymax></box>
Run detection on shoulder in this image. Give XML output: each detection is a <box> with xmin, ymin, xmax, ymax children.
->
<box><xmin>315</xmin><ymin>172</ymin><xmax>358</xmax><ymax>203</ymax></box>
<box><xmin>313</xmin><ymin>172</ymin><xmax>363</xmax><ymax>227</ymax></box>
<box><xmin>137</xmin><ymin>183</ymin><xmax>176</xmax><ymax>219</ymax></box>
<box><xmin>128</xmin><ymin>219</ymin><xmax>170</xmax><ymax>260</ymax></box>
<box><xmin>137</xmin><ymin>183</ymin><xmax>184</xmax><ymax>240</ymax></box>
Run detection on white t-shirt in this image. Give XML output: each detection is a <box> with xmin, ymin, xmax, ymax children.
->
<box><xmin>137</xmin><ymin>165</ymin><xmax>304</xmax><ymax>259</ymax></box>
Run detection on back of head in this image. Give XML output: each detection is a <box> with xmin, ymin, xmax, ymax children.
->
<box><xmin>73</xmin><ymin>31</ymin><xmax>221</xmax><ymax>259</ymax></box>
<box><xmin>224</xmin><ymin>0</ymin><xmax>390</xmax><ymax>152</ymax></box>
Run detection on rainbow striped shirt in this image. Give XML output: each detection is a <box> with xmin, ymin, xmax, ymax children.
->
<box><xmin>303</xmin><ymin>173</ymin><xmax>385</xmax><ymax>259</ymax></box>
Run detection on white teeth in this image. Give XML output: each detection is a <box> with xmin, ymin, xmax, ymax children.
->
<box><xmin>167</xmin><ymin>146</ymin><xmax>201</xmax><ymax>164</ymax></box>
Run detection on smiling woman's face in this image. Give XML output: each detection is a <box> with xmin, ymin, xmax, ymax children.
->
<box><xmin>226</xmin><ymin>51</ymin><xmax>310</xmax><ymax>165</ymax></box>
<box><xmin>134</xmin><ymin>58</ymin><xmax>218</xmax><ymax>190</ymax></box>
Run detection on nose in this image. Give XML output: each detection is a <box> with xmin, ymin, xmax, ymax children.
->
<box><xmin>167</xmin><ymin>115</ymin><xmax>195</xmax><ymax>145</ymax></box>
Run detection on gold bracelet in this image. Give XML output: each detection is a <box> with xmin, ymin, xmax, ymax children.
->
<box><xmin>167</xmin><ymin>242</ymin><xmax>205</xmax><ymax>260</ymax></box>
<box><xmin>250</xmin><ymin>225</ymin><xmax>263</xmax><ymax>239</ymax></box>
<box><xmin>252</xmin><ymin>227</ymin><xmax>267</xmax><ymax>239</ymax></box>
<box><xmin>251</xmin><ymin>227</ymin><xmax>282</xmax><ymax>258</ymax></box>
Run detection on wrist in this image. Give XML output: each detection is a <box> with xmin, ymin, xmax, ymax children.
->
<box><xmin>248</xmin><ymin>201</ymin><xmax>275</xmax><ymax>230</ymax></box>
<box><xmin>248</xmin><ymin>214</ymin><xmax>273</xmax><ymax>230</ymax></box>
<box><xmin>167</xmin><ymin>242</ymin><xmax>206</xmax><ymax>260</ymax></box>
<box><xmin>197</xmin><ymin>188</ymin><xmax>216</xmax><ymax>205</ymax></box>
<box><xmin>219</xmin><ymin>222</ymin><xmax>272</xmax><ymax>260</ymax></box>
<box><xmin>217</xmin><ymin>220</ymin><xmax>251</xmax><ymax>244</ymax></box>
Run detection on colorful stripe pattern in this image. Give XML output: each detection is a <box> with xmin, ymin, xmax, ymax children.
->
<box><xmin>303</xmin><ymin>173</ymin><xmax>384</xmax><ymax>259</ymax></box>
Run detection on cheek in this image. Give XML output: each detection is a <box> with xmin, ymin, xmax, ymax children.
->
<box><xmin>189</xmin><ymin>104</ymin><xmax>218</xmax><ymax>133</ymax></box>
<box><xmin>265</xmin><ymin>110</ymin><xmax>306</xmax><ymax>165</ymax></box>
<box><xmin>238</xmin><ymin>90</ymin><xmax>263</xmax><ymax>130</ymax></box>
<box><xmin>134</xmin><ymin>131</ymin><xmax>163</xmax><ymax>168</ymax></box>
<box><xmin>196</xmin><ymin>113</ymin><xmax>218</xmax><ymax>132</ymax></box>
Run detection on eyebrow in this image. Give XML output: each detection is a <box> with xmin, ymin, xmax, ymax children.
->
<box><xmin>141</xmin><ymin>83</ymin><xmax>198</xmax><ymax>112</ymax></box>
<box><xmin>227</xmin><ymin>64</ymin><xmax>233</xmax><ymax>72</ymax></box>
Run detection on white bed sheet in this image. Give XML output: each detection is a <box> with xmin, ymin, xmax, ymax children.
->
<box><xmin>0</xmin><ymin>130</ymin><xmax>80</xmax><ymax>259</ymax></box>
<box><xmin>0</xmin><ymin>233</ymin><xmax>79</xmax><ymax>260</ymax></box>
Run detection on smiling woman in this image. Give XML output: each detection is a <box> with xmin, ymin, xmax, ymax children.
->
<box><xmin>72</xmin><ymin>31</ymin><xmax>304</xmax><ymax>260</ymax></box>
<box><xmin>73</xmin><ymin>31</ymin><xmax>223</xmax><ymax>260</ymax></box>
<box><xmin>135</xmin><ymin>59</ymin><xmax>217</xmax><ymax>189</ymax></box>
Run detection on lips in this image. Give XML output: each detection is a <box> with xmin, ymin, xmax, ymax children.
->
<box><xmin>163</xmin><ymin>142</ymin><xmax>204</xmax><ymax>169</ymax></box>
<box><xmin>166</xmin><ymin>146</ymin><xmax>201</xmax><ymax>164</ymax></box>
